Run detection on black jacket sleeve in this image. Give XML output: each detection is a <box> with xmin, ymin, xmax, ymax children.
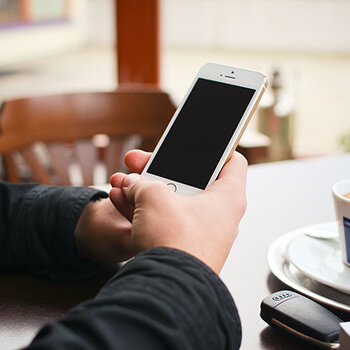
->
<box><xmin>0</xmin><ymin>181</ymin><xmax>108</xmax><ymax>280</ymax></box>
<box><xmin>27</xmin><ymin>247</ymin><xmax>242</xmax><ymax>350</ymax></box>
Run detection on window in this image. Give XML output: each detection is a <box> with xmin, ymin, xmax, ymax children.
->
<box><xmin>0</xmin><ymin>0</ymin><xmax>70</xmax><ymax>28</ymax></box>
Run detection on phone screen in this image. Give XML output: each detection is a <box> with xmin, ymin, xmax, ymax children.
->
<box><xmin>147</xmin><ymin>78</ymin><xmax>256</xmax><ymax>189</ymax></box>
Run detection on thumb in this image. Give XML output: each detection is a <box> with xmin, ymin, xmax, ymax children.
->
<box><xmin>122</xmin><ymin>173</ymin><xmax>174</xmax><ymax>209</ymax></box>
<box><xmin>122</xmin><ymin>173</ymin><xmax>145</xmax><ymax>206</ymax></box>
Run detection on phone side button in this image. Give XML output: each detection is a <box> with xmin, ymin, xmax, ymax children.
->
<box><xmin>167</xmin><ymin>183</ymin><xmax>177</xmax><ymax>192</ymax></box>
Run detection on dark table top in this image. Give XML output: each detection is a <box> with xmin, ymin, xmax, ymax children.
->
<box><xmin>1</xmin><ymin>153</ymin><xmax>350</xmax><ymax>349</ymax></box>
<box><xmin>221</xmin><ymin>153</ymin><xmax>350</xmax><ymax>349</ymax></box>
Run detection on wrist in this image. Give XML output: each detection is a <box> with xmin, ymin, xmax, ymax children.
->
<box><xmin>74</xmin><ymin>200</ymin><xmax>98</xmax><ymax>262</ymax></box>
<box><xmin>74</xmin><ymin>198</ymin><xmax>134</xmax><ymax>265</ymax></box>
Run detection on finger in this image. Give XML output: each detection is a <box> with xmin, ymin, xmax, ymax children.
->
<box><xmin>217</xmin><ymin>152</ymin><xmax>247</xmax><ymax>185</ymax></box>
<box><xmin>121</xmin><ymin>173</ymin><xmax>145</xmax><ymax>206</ymax></box>
<box><xmin>124</xmin><ymin>149</ymin><xmax>152</xmax><ymax>174</ymax></box>
<box><xmin>110</xmin><ymin>172</ymin><xmax>127</xmax><ymax>188</ymax></box>
<box><xmin>206</xmin><ymin>152</ymin><xmax>248</xmax><ymax>200</ymax></box>
<box><xmin>109</xmin><ymin>187</ymin><xmax>135</xmax><ymax>222</ymax></box>
<box><xmin>121</xmin><ymin>173</ymin><xmax>171</xmax><ymax>208</ymax></box>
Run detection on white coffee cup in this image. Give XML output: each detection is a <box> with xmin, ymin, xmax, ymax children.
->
<box><xmin>332</xmin><ymin>179</ymin><xmax>350</xmax><ymax>267</ymax></box>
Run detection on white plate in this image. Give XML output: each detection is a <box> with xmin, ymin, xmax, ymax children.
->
<box><xmin>267</xmin><ymin>222</ymin><xmax>350</xmax><ymax>312</ymax></box>
<box><xmin>287</xmin><ymin>223</ymin><xmax>350</xmax><ymax>294</ymax></box>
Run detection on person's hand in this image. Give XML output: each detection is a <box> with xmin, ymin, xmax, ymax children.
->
<box><xmin>74</xmin><ymin>198</ymin><xmax>134</xmax><ymax>265</ymax></box>
<box><xmin>109</xmin><ymin>150</ymin><xmax>247</xmax><ymax>274</ymax></box>
<box><xmin>74</xmin><ymin>152</ymin><xmax>154</xmax><ymax>265</ymax></box>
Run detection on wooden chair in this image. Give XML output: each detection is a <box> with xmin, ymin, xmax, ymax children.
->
<box><xmin>0</xmin><ymin>89</ymin><xmax>176</xmax><ymax>186</ymax></box>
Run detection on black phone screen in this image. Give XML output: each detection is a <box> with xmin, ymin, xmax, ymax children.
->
<box><xmin>147</xmin><ymin>78</ymin><xmax>256</xmax><ymax>189</ymax></box>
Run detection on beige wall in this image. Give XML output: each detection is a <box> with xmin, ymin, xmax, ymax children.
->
<box><xmin>161</xmin><ymin>0</ymin><xmax>350</xmax><ymax>53</ymax></box>
<box><xmin>1</xmin><ymin>0</ymin><xmax>349</xmax><ymax>67</ymax></box>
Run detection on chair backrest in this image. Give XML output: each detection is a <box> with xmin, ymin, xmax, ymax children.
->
<box><xmin>0</xmin><ymin>89</ymin><xmax>176</xmax><ymax>186</ymax></box>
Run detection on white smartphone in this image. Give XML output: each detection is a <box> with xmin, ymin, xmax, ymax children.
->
<box><xmin>142</xmin><ymin>63</ymin><xmax>268</xmax><ymax>196</ymax></box>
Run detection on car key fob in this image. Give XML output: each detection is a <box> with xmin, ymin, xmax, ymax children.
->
<box><xmin>260</xmin><ymin>290</ymin><xmax>342</xmax><ymax>349</ymax></box>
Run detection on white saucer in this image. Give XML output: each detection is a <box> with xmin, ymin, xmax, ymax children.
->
<box><xmin>287</xmin><ymin>223</ymin><xmax>350</xmax><ymax>294</ymax></box>
<box><xmin>267</xmin><ymin>224</ymin><xmax>350</xmax><ymax>311</ymax></box>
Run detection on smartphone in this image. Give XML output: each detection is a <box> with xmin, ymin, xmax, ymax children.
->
<box><xmin>141</xmin><ymin>63</ymin><xmax>268</xmax><ymax>196</ymax></box>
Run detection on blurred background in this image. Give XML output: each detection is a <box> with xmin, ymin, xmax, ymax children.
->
<box><xmin>0</xmin><ymin>0</ymin><xmax>350</xmax><ymax>162</ymax></box>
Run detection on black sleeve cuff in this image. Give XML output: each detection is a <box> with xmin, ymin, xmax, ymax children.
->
<box><xmin>13</xmin><ymin>185</ymin><xmax>108</xmax><ymax>280</ymax></box>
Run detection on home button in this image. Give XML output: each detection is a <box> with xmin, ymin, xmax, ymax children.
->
<box><xmin>167</xmin><ymin>183</ymin><xmax>177</xmax><ymax>192</ymax></box>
